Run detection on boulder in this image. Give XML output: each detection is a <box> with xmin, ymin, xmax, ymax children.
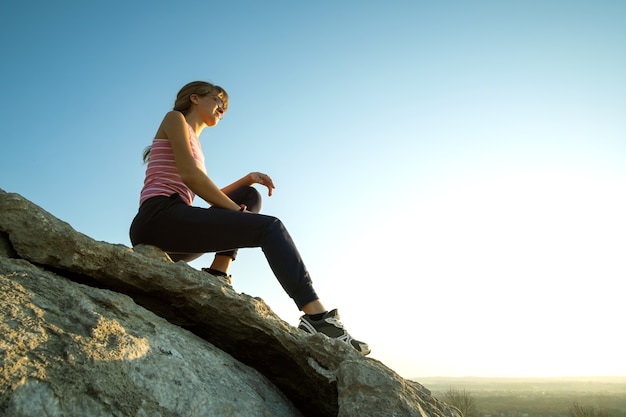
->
<box><xmin>0</xmin><ymin>258</ymin><xmax>302</xmax><ymax>417</ymax></box>
<box><xmin>0</xmin><ymin>189</ymin><xmax>461</xmax><ymax>417</ymax></box>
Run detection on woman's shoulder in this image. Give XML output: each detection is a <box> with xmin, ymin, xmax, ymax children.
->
<box><xmin>162</xmin><ymin>110</ymin><xmax>186</xmax><ymax>124</ymax></box>
<box><xmin>156</xmin><ymin>111</ymin><xmax>188</xmax><ymax>139</ymax></box>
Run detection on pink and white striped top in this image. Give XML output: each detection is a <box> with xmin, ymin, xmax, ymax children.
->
<box><xmin>139</xmin><ymin>124</ymin><xmax>206</xmax><ymax>206</ymax></box>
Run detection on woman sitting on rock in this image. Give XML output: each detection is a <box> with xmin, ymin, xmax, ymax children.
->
<box><xmin>129</xmin><ymin>80</ymin><xmax>369</xmax><ymax>355</ymax></box>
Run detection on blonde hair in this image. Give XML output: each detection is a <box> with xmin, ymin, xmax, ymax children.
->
<box><xmin>173</xmin><ymin>81</ymin><xmax>229</xmax><ymax>115</ymax></box>
<box><xmin>143</xmin><ymin>81</ymin><xmax>229</xmax><ymax>162</ymax></box>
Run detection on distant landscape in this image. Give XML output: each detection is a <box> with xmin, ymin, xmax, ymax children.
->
<box><xmin>416</xmin><ymin>377</ymin><xmax>626</xmax><ymax>417</ymax></box>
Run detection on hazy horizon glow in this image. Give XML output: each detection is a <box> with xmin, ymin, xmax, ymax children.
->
<box><xmin>1</xmin><ymin>1</ymin><xmax>624</xmax><ymax>379</ymax></box>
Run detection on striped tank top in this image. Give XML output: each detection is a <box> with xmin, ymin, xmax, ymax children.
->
<box><xmin>139</xmin><ymin>124</ymin><xmax>206</xmax><ymax>206</ymax></box>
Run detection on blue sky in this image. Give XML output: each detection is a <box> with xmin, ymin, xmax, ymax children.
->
<box><xmin>1</xmin><ymin>1</ymin><xmax>625</xmax><ymax>378</ymax></box>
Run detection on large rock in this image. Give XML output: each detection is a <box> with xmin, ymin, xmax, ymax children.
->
<box><xmin>0</xmin><ymin>258</ymin><xmax>302</xmax><ymax>417</ymax></box>
<box><xmin>0</xmin><ymin>188</ymin><xmax>461</xmax><ymax>417</ymax></box>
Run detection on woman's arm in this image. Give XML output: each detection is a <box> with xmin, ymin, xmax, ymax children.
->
<box><xmin>221</xmin><ymin>172</ymin><xmax>276</xmax><ymax>197</ymax></box>
<box><xmin>158</xmin><ymin>111</ymin><xmax>241</xmax><ymax>210</ymax></box>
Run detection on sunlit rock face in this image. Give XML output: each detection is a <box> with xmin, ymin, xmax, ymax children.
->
<box><xmin>0</xmin><ymin>260</ymin><xmax>302</xmax><ymax>417</ymax></box>
<box><xmin>0</xmin><ymin>189</ymin><xmax>462</xmax><ymax>417</ymax></box>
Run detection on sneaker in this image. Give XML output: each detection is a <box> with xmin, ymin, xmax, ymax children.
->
<box><xmin>298</xmin><ymin>309</ymin><xmax>370</xmax><ymax>355</ymax></box>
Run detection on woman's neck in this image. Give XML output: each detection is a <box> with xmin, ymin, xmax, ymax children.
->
<box><xmin>183</xmin><ymin>112</ymin><xmax>207</xmax><ymax>138</ymax></box>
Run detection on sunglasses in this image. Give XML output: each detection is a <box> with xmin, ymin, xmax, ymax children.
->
<box><xmin>215</xmin><ymin>96</ymin><xmax>224</xmax><ymax>111</ymax></box>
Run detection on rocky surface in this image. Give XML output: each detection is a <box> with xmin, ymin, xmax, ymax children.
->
<box><xmin>0</xmin><ymin>259</ymin><xmax>302</xmax><ymax>417</ymax></box>
<box><xmin>0</xmin><ymin>188</ymin><xmax>462</xmax><ymax>417</ymax></box>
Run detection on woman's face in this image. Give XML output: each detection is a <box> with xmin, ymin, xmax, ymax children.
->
<box><xmin>196</xmin><ymin>94</ymin><xmax>225</xmax><ymax>127</ymax></box>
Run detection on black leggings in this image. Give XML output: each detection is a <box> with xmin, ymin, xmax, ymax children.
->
<box><xmin>129</xmin><ymin>187</ymin><xmax>318</xmax><ymax>309</ymax></box>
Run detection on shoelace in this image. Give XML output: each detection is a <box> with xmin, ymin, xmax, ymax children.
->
<box><xmin>325</xmin><ymin>316</ymin><xmax>346</xmax><ymax>332</ymax></box>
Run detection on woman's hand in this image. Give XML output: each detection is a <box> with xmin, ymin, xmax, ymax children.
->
<box><xmin>250</xmin><ymin>172</ymin><xmax>275</xmax><ymax>196</ymax></box>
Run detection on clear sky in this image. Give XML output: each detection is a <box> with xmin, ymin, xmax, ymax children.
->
<box><xmin>1</xmin><ymin>1</ymin><xmax>625</xmax><ymax>379</ymax></box>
